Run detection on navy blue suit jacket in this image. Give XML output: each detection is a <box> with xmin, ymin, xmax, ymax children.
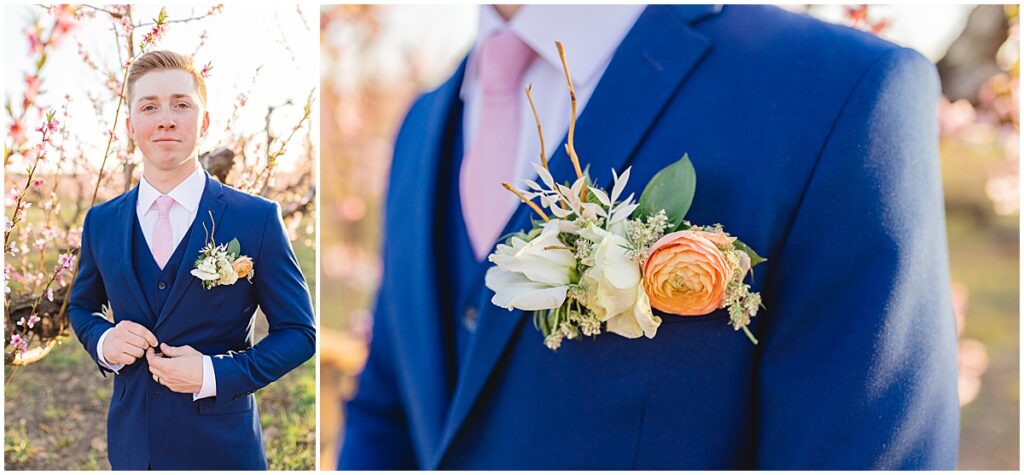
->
<box><xmin>340</xmin><ymin>5</ymin><xmax>959</xmax><ymax>469</ymax></box>
<box><xmin>69</xmin><ymin>172</ymin><xmax>316</xmax><ymax>470</ymax></box>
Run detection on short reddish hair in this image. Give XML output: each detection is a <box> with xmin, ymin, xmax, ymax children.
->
<box><xmin>126</xmin><ymin>50</ymin><xmax>207</xmax><ymax>107</ymax></box>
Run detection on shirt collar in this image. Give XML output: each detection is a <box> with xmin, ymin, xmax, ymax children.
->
<box><xmin>461</xmin><ymin>5</ymin><xmax>646</xmax><ymax>100</ymax></box>
<box><xmin>137</xmin><ymin>165</ymin><xmax>206</xmax><ymax>215</ymax></box>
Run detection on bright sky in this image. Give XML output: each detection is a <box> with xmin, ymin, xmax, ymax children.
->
<box><xmin>4</xmin><ymin>4</ymin><xmax>318</xmax><ymax>172</ymax></box>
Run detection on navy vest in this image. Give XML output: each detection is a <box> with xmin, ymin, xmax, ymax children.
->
<box><xmin>436</xmin><ymin>97</ymin><xmax>490</xmax><ymax>393</ymax></box>
<box><xmin>131</xmin><ymin>208</ymin><xmax>196</xmax><ymax>316</ymax></box>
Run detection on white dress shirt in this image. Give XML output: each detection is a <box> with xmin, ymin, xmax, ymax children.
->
<box><xmin>96</xmin><ymin>166</ymin><xmax>217</xmax><ymax>401</ymax></box>
<box><xmin>461</xmin><ymin>5</ymin><xmax>645</xmax><ymax>216</ymax></box>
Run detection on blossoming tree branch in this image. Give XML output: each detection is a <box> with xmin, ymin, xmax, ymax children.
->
<box><xmin>4</xmin><ymin>4</ymin><xmax>316</xmax><ymax>370</ymax></box>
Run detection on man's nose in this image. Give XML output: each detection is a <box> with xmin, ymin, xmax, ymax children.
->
<box><xmin>157</xmin><ymin>113</ymin><xmax>177</xmax><ymax>130</ymax></box>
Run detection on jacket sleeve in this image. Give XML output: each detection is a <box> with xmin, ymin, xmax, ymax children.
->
<box><xmin>68</xmin><ymin>208</ymin><xmax>116</xmax><ymax>375</ymax></box>
<box><xmin>209</xmin><ymin>202</ymin><xmax>317</xmax><ymax>409</ymax></box>
<box><xmin>754</xmin><ymin>47</ymin><xmax>960</xmax><ymax>469</ymax></box>
<box><xmin>337</xmin><ymin>92</ymin><xmax>426</xmax><ymax>470</ymax></box>
<box><xmin>337</xmin><ymin>289</ymin><xmax>418</xmax><ymax>469</ymax></box>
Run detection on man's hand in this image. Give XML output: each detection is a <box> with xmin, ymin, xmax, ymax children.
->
<box><xmin>147</xmin><ymin>343</ymin><xmax>204</xmax><ymax>394</ymax></box>
<box><xmin>102</xmin><ymin>320</ymin><xmax>159</xmax><ymax>366</ymax></box>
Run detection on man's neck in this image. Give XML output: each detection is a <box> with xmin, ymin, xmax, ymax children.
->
<box><xmin>143</xmin><ymin>160</ymin><xmax>200</xmax><ymax>194</ymax></box>
<box><xmin>492</xmin><ymin>4</ymin><xmax>522</xmax><ymax>22</ymax></box>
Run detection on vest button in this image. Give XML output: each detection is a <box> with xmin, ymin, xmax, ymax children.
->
<box><xmin>158</xmin><ymin>282</ymin><xmax>167</xmax><ymax>290</ymax></box>
<box><xmin>463</xmin><ymin>307</ymin><xmax>478</xmax><ymax>333</ymax></box>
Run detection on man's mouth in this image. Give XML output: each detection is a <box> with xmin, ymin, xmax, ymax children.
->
<box><xmin>153</xmin><ymin>138</ymin><xmax>180</xmax><ymax>143</ymax></box>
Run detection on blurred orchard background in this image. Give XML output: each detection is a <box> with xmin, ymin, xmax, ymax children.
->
<box><xmin>3</xmin><ymin>4</ymin><xmax>317</xmax><ymax>470</ymax></box>
<box><xmin>319</xmin><ymin>4</ymin><xmax>1019</xmax><ymax>470</ymax></box>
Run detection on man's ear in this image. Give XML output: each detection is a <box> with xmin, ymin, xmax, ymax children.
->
<box><xmin>125</xmin><ymin>114</ymin><xmax>134</xmax><ymax>137</ymax></box>
<box><xmin>200</xmin><ymin>110</ymin><xmax>210</xmax><ymax>137</ymax></box>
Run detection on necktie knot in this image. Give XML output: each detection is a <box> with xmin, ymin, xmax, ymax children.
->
<box><xmin>477</xmin><ymin>30</ymin><xmax>536</xmax><ymax>95</ymax></box>
<box><xmin>155</xmin><ymin>195</ymin><xmax>175</xmax><ymax>218</ymax></box>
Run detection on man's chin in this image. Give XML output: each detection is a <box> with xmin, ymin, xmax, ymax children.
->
<box><xmin>144</xmin><ymin>156</ymin><xmax>198</xmax><ymax>173</ymax></box>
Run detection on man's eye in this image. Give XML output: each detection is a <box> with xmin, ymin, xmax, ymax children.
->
<box><xmin>176</xmin><ymin>102</ymin><xmax>191</xmax><ymax>109</ymax></box>
<box><xmin>141</xmin><ymin>105</ymin><xmax>155</xmax><ymax>112</ymax></box>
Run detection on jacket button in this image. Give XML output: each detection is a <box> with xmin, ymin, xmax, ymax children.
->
<box><xmin>158</xmin><ymin>282</ymin><xmax>167</xmax><ymax>290</ymax></box>
<box><xmin>463</xmin><ymin>307</ymin><xmax>478</xmax><ymax>333</ymax></box>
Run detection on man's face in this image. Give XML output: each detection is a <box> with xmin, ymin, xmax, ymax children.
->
<box><xmin>126</xmin><ymin>69</ymin><xmax>209</xmax><ymax>173</ymax></box>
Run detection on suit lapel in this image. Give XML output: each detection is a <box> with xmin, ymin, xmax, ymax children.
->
<box><xmin>432</xmin><ymin>5</ymin><xmax>719</xmax><ymax>467</ymax></box>
<box><xmin>391</xmin><ymin>59</ymin><xmax>469</xmax><ymax>463</ymax></box>
<box><xmin>153</xmin><ymin>173</ymin><xmax>226</xmax><ymax>331</ymax></box>
<box><xmin>117</xmin><ymin>186</ymin><xmax>156</xmax><ymax>323</ymax></box>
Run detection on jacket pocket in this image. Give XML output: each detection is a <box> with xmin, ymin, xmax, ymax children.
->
<box><xmin>196</xmin><ymin>393</ymin><xmax>254</xmax><ymax>415</ymax></box>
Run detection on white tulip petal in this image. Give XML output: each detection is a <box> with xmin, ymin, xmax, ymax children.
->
<box><xmin>487</xmin><ymin>267</ymin><xmax>567</xmax><ymax>311</ymax></box>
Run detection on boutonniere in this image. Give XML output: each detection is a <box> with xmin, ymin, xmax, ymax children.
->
<box><xmin>190</xmin><ymin>211</ymin><xmax>255</xmax><ymax>290</ymax></box>
<box><xmin>485</xmin><ymin>42</ymin><xmax>766</xmax><ymax>350</ymax></box>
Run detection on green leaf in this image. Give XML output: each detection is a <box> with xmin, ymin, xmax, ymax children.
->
<box><xmin>674</xmin><ymin>221</ymin><xmax>692</xmax><ymax>232</ymax></box>
<box><xmin>636</xmin><ymin>154</ymin><xmax>696</xmax><ymax>229</ymax></box>
<box><xmin>227</xmin><ymin>238</ymin><xmax>241</xmax><ymax>258</ymax></box>
<box><xmin>733</xmin><ymin>239</ymin><xmax>766</xmax><ymax>267</ymax></box>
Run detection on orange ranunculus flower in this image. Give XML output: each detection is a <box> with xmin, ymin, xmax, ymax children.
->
<box><xmin>643</xmin><ymin>230</ymin><xmax>734</xmax><ymax>316</ymax></box>
<box><xmin>232</xmin><ymin>256</ymin><xmax>254</xmax><ymax>278</ymax></box>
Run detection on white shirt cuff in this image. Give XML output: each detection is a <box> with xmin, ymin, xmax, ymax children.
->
<box><xmin>96</xmin><ymin>327</ymin><xmax>125</xmax><ymax>373</ymax></box>
<box><xmin>192</xmin><ymin>355</ymin><xmax>217</xmax><ymax>400</ymax></box>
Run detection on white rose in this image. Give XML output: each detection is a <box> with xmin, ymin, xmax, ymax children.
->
<box><xmin>190</xmin><ymin>257</ymin><xmax>220</xmax><ymax>281</ymax></box>
<box><xmin>485</xmin><ymin>220</ymin><xmax>577</xmax><ymax>311</ymax></box>
<box><xmin>579</xmin><ymin>224</ymin><xmax>660</xmax><ymax>339</ymax></box>
<box><xmin>217</xmin><ymin>258</ymin><xmax>239</xmax><ymax>286</ymax></box>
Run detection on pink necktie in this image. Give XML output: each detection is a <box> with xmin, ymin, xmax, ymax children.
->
<box><xmin>461</xmin><ymin>30</ymin><xmax>536</xmax><ymax>261</ymax></box>
<box><xmin>151</xmin><ymin>195</ymin><xmax>175</xmax><ymax>269</ymax></box>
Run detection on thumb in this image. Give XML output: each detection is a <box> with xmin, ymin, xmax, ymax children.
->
<box><xmin>160</xmin><ymin>343</ymin><xmax>182</xmax><ymax>357</ymax></box>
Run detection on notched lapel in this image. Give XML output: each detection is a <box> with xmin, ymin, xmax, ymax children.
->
<box><xmin>153</xmin><ymin>174</ymin><xmax>226</xmax><ymax>330</ymax></box>
<box><xmin>432</xmin><ymin>5</ymin><xmax>719</xmax><ymax>467</ymax></box>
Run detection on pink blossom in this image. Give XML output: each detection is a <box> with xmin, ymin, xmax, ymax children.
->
<box><xmin>9</xmin><ymin>120</ymin><xmax>25</xmax><ymax>145</ymax></box>
<box><xmin>200</xmin><ymin>62</ymin><xmax>214</xmax><ymax>78</ymax></box>
<box><xmin>27</xmin><ymin>315</ymin><xmax>40</xmax><ymax>329</ymax></box>
<box><xmin>55</xmin><ymin>252</ymin><xmax>76</xmax><ymax>274</ymax></box>
<box><xmin>10</xmin><ymin>333</ymin><xmax>28</xmax><ymax>353</ymax></box>
<box><xmin>23</xmin><ymin>74</ymin><xmax>40</xmax><ymax>109</ymax></box>
<box><xmin>51</xmin><ymin>5</ymin><xmax>78</xmax><ymax>41</ymax></box>
<box><xmin>25</xmin><ymin>28</ymin><xmax>43</xmax><ymax>54</ymax></box>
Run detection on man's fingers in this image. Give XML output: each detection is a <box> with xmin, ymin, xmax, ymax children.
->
<box><xmin>120</xmin><ymin>321</ymin><xmax>159</xmax><ymax>347</ymax></box>
<box><xmin>112</xmin><ymin>354</ymin><xmax>134</xmax><ymax>365</ymax></box>
<box><xmin>120</xmin><ymin>331</ymin><xmax>148</xmax><ymax>350</ymax></box>
<box><xmin>145</xmin><ymin>348</ymin><xmax>161</xmax><ymax>366</ymax></box>
<box><xmin>124</xmin><ymin>346</ymin><xmax>144</xmax><ymax>359</ymax></box>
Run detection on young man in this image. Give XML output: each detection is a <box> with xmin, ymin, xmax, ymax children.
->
<box><xmin>68</xmin><ymin>50</ymin><xmax>316</xmax><ymax>470</ymax></box>
<box><xmin>339</xmin><ymin>5</ymin><xmax>959</xmax><ymax>469</ymax></box>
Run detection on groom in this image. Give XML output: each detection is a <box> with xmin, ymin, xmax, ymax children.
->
<box><xmin>68</xmin><ymin>50</ymin><xmax>316</xmax><ymax>470</ymax></box>
<box><xmin>339</xmin><ymin>4</ymin><xmax>960</xmax><ymax>470</ymax></box>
